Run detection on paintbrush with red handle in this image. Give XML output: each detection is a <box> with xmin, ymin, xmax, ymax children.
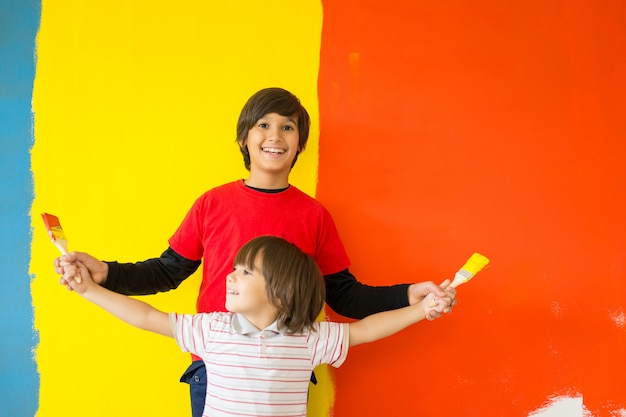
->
<box><xmin>41</xmin><ymin>213</ymin><xmax>82</xmax><ymax>283</ymax></box>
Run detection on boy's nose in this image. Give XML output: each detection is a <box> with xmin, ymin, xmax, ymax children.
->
<box><xmin>226</xmin><ymin>272</ymin><xmax>235</xmax><ymax>282</ymax></box>
<box><xmin>267</xmin><ymin>127</ymin><xmax>283</xmax><ymax>140</ymax></box>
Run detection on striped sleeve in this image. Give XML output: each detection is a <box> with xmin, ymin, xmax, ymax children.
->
<box><xmin>309</xmin><ymin>322</ymin><xmax>349</xmax><ymax>368</ymax></box>
<box><xmin>170</xmin><ymin>312</ymin><xmax>210</xmax><ymax>357</ymax></box>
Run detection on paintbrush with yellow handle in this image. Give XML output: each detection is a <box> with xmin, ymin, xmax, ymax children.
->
<box><xmin>41</xmin><ymin>213</ymin><xmax>82</xmax><ymax>283</ymax></box>
<box><xmin>428</xmin><ymin>252</ymin><xmax>490</xmax><ymax>308</ymax></box>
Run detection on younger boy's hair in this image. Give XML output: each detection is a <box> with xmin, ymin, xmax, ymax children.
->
<box><xmin>236</xmin><ymin>87</ymin><xmax>311</xmax><ymax>171</ymax></box>
<box><xmin>233</xmin><ymin>235</ymin><xmax>325</xmax><ymax>333</ymax></box>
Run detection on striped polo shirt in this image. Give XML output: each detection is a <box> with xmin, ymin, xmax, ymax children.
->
<box><xmin>170</xmin><ymin>312</ymin><xmax>349</xmax><ymax>417</ymax></box>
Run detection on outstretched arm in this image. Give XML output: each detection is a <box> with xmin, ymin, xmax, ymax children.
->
<box><xmin>348</xmin><ymin>292</ymin><xmax>450</xmax><ymax>347</ymax></box>
<box><xmin>60</xmin><ymin>259</ymin><xmax>173</xmax><ymax>337</ymax></box>
<box><xmin>324</xmin><ymin>270</ymin><xmax>411</xmax><ymax>318</ymax></box>
<box><xmin>325</xmin><ymin>270</ymin><xmax>456</xmax><ymax>320</ymax></box>
<box><xmin>56</xmin><ymin>247</ymin><xmax>201</xmax><ymax>296</ymax></box>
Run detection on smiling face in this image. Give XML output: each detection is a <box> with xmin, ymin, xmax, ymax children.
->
<box><xmin>239</xmin><ymin>112</ymin><xmax>301</xmax><ymax>188</ymax></box>
<box><xmin>235</xmin><ymin>88</ymin><xmax>311</xmax><ymax>175</ymax></box>
<box><xmin>225</xmin><ymin>254</ymin><xmax>279</xmax><ymax>330</ymax></box>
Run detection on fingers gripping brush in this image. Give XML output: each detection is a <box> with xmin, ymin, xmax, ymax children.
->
<box><xmin>429</xmin><ymin>253</ymin><xmax>490</xmax><ymax>308</ymax></box>
<box><xmin>41</xmin><ymin>213</ymin><xmax>82</xmax><ymax>283</ymax></box>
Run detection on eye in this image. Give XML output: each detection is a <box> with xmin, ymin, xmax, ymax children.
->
<box><xmin>257</xmin><ymin>122</ymin><xmax>269</xmax><ymax>129</ymax></box>
<box><xmin>282</xmin><ymin>124</ymin><xmax>295</xmax><ymax>131</ymax></box>
<box><xmin>233</xmin><ymin>265</ymin><xmax>249</xmax><ymax>274</ymax></box>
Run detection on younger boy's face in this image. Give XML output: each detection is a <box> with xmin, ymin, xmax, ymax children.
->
<box><xmin>244</xmin><ymin>112</ymin><xmax>300</xmax><ymax>176</ymax></box>
<box><xmin>225</xmin><ymin>257</ymin><xmax>278</xmax><ymax>326</ymax></box>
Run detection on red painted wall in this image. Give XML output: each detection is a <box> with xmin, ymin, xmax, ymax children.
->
<box><xmin>317</xmin><ymin>1</ymin><xmax>626</xmax><ymax>416</ymax></box>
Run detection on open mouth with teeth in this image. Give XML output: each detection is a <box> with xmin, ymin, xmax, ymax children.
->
<box><xmin>227</xmin><ymin>288</ymin><xmax>239</xmax><ymax>295</ymax></box>
<box><xmin>262</xmin><ymin>147</ymin><xmax>286</xmax><ymax>155</ymax></box>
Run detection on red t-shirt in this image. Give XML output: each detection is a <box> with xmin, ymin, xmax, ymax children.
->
<box><xmin>169</xmin><ymin>180</ymin><xmax>350</xmax><ymax>314</ymax></box>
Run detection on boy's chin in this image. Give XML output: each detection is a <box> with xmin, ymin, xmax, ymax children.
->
<box><xmin>224</xmin><ymin>301</ymin><xmax>237</xmax><ymax>313</ymax></box>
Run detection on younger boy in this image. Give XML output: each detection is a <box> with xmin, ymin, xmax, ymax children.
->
<box><xmin>59</xmin><ymin>236</ymin><xmax>453</xmax><ymax>417</ymax></box>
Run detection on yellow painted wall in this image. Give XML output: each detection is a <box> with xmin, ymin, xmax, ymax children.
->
<box><xmin>30</xmin><ymin>1</ymin><xmax>330</xmax><ymax>415</ymax></box>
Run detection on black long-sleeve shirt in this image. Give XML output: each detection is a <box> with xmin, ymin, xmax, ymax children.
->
<box><xmin>103</xmin><ymin>247</ymin><xmax>410</xmax><ymax>319</ymax></box>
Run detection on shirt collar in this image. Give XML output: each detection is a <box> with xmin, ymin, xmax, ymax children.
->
<box><xmin>232</xmin><ymin>313</ymin><xmax>286</xmax><ymax>337</ymax></box>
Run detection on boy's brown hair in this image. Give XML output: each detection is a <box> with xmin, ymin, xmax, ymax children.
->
<box><xmin>233</xmin><ymin>235</ymin><xmax>325</xmax><ymax>333</ymax></box>
<box><xmin>236</xmin><ymin>87</ymin><xmax>311</xmax><ymax>171</ymax></box>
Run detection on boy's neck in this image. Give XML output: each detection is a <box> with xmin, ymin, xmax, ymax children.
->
<box><xmin>244</xmin><ymin>171</ymin><xmax>290</xmax><ymax>190</ymax></box>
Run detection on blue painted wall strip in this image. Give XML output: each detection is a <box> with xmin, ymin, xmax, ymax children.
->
<box><xmin>0</xmin><ymin>0</ymin><xmax>41</xmax><ymax>416</ymax></box>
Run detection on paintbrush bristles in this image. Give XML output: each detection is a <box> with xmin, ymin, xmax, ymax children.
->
<box><xmin>48</xmin><ymin>224</ymin><xmax>67</xmax><ymax>242</ymax></box>
<box><xmin>459</xmin><ymin>252</ymin><xmax>490</xmax><ymax>277</ymax></box>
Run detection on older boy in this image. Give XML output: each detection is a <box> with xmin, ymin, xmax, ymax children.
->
<box><xmin>57</xmin><ymin>87</ymin><xmax>456</xmax><ymax>417</ymax></box>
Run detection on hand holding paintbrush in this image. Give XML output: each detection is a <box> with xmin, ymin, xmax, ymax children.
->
<box><xmin>57</xmin><ymin>257</ymin><xmax>94</xmax><ymax>295</ymax></box>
